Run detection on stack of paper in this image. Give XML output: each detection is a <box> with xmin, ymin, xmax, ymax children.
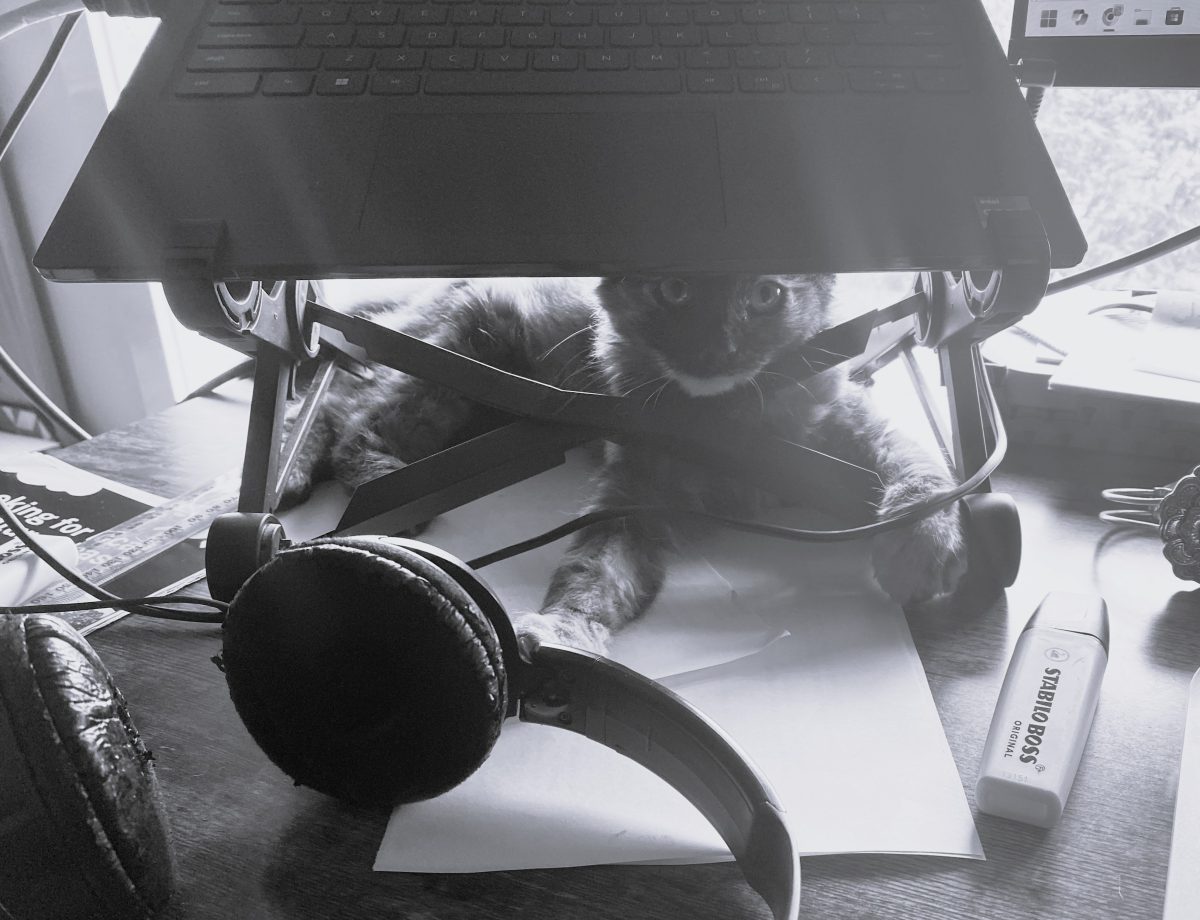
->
<box><xmin>367</xmin><ymin>449</ymin><xmax>984</xmax><ymax>871</ymax></box>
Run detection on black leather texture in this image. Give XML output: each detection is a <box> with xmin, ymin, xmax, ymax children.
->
<box><xmin>221</xmin><ymin>537</ymin><xmax>508</xmax><ymax>807</ymax></box>
<box><xmin>0</xmin><ymin>614</ymin><xmax>174</xmax><ymax>920</ymax></box>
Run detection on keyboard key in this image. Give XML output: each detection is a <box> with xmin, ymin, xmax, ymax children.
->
<box><xmin>430</xmin><ymin>49</ymin><xmax>479</xmax><ymax>68</ymax></box>
<box><xmin>376</xmin><ymin>49</ymin><xmax>426</xmax><ymax>68</ymax></box>
<box><xmin>735</xmin><ymin>46</ymin><xmax>779</xmax><ymax>67</ymax></box>
<box><xmin>188</xmin><ymin>47</ymin><xmax>321</xmax><ymax>70</ymax></box>
<box><xmin>788</xmin><ymin>2</ymin><xmax>833</xmax><ymax>23</ymax></box>
<box><xmin>585</xmin><ymin>49</ymin><xmax>630</xmax><ymax>68</ymax></box>
<box><xmin>324</xmin><ymin>48</ymin><xmax>375</xmax><ymax>68</ymax></box>
<box><xmin>657</xmin><ymin>25</ymin><xmax>703</xmax><ymax>45</ymax></box>
<box><xmin>300</xmin><ymin>4</ymin><xmax>349</xmax><ymax>23</ymax></box>
<box><xmin>261</xmin><ymin>71</ymin><xmax>316</xmax><ymax>93</ymax></box>
<box><xmin>482</xmin><ymin>49</ymin><xmax>529</xmax><ymax>68</ymax></box>
<box><xmin>754</xmin><ymin>22</ymin><xmax>803</xmax><ymax>43</ymax></box>
<box><xmin>315</xmin><ymin>71</ymin><xmax>368</xmax><ymax>93</ymax></box>
<box><xmin>835</xmin><ymin>44</ymin><xmax>962</xmax><ymax>68</ymax></box>
<box><xmin>835</xmin><ymin>2</ymin><xmax>882</xmax><ymax>22</ymax></box>
<box><xmin>304</xmin><ymin>24</ymin><xmax>356</xmax><ymax>44</ymax></box>
<box><xmin>209</xmin><ymin>5</ymin><xmax>300</xmax><ymax>25</ymax></box>
<box><xmin>741</xmin><ymin>4</ymin><xmax>785</xmax><ymax>23</ymax></box>
<box><xmin>551</xmin><ymin>7</ymin><xmax>592</xmax><ymax>25</ymax></box>
<box><xmin>783</xmin><ymin>45</ymin><xmax>828</xmax><ymax>67</ymax></box>
<box><xmin>460</xmin><ymin>25</ymin><xmax>506</xmax><ymax>45</ymax></box>
<box><xmin>452</xmin><ymin>5</ymin><xmax>499</xmax><ymax>23</ymax></box>
<box><xmin>739</xmin><ymin>71</ymin><xmax>785</xmax><ymax>91</ymax></box>
<box><xmin>509</xmin><ymin>26</ymin><xmax>555</xmax><ymax>45</ymax></box>
<box><xmin>916</xmin><ymin>68</ymin><xmax>967</xmax><ymax>92</ymax></box>
<box><xmin>687</xmin><ymin>71</ymin><xmax>733</xmax><ymax>91</ymax></box>
<box><xmin>533</xmin><ymin>49</ymin><xmax>579</xmax><ymax>69</ymax></box>
<box><xmin>645</xmin><ymin>6</ymin><xmax>689</xmax><ymax>25</ymax></box>
<box><xmin>886</xmin><ymin>3</ymin><xmax>940</xmax><ymax>23</ymax></box>
<box><xmin>706</xmin><ymin>24</ymin><xmax>752</xmax><ymax>44</ymax></box>
<box><xmin>790</xmin><ymin>69</ymin><xmax>844</xmax><ymax>91</ymax></box>
<box><xmin>694</xmin><ymin>4</ymin><xmax>739</xmax><ymax>23</ymax></box>
<box><xmin>357</xmin><ymin>24</ymin><xmax>407</xmax><ymax>44</ymax></box>
<box><xmin>598</xmin><ymin>6</ymin><xmax>640</xmax><ymax>24</ymax></box>
<box><xmin>608</xmin><ymin>25</ymin><xmax>653</xmax><ymax>45</ymax></box>
<box><xmin>685</xmin><ymin>47</ymin><xmax>730</xmax><ymax>67</ymax></box>
<box><xmin>635</xmin><ymin>48</ymin><xmax>679</xmax><ymax>68</ymax></box>
<box><xmin>176</xmin><ymin>72</ymin><xmax>260</xmax><ymax>95</ymax></box>
<box><xmin>560</xmin><ymin>26</ymin><xmax>605</xmax><ymax>46</ymax></box>
<box><xmin>409</xmin><ymin>25</ymin><xmax>456</xmax><ymax>44</ymax></box>
<box><xmin>403</xmin><ymin>5</ymin><xmax>448</xmax><ymax>23</ymax></box>
<box><xmin>353</xmin><ymin>4</ymin><xmax>400</xmax><ymax>23</ymax></box>
<box><xmin>805</xmin><ymin>22</ymin><xmax>852</xmax><ymax>42</ymax></box>
<box><xmin>198</xmin><ymin>25</ymin><xmax>304</xmax><ymax>46</ymax></box>
<box><xmin>371</xmin><ymin>72</ymin><xmax>421</xmax><ymax>93</ymax></box>
<box><xmin>423</xmin><ymin>70</ymin><xmax>681</xmax><ymax>92</ymax></box>
<box><xmin>501</xmin><ymin>6</ymin><xmax>544</xmax><ymax>23</ymax></box>
<box><xmin>847</xmin><ymin>67</ymin><xmax>911</xmax><ymax>91</ymax></box>
<box><xmin>855</xmin><ymin>22</ymin><xmax>949</xmax><ymax>44</ymax></box>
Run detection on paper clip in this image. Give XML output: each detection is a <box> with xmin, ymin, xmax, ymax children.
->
<box><xmin>1099</xmin><ymin>465</ymin><xmax>1200</xmax><ymax>582</ymax></box>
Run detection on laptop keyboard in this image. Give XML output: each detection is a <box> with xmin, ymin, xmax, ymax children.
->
<box><xmin>178</xmin><ymin>0</ymin><xmax>966</xmax><ymax>97</ymax></box>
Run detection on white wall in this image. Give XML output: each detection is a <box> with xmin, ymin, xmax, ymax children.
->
<box><xmin>0</xmin><ymin>14</ymin><xmax>174</xmax><ymax>436</ymax></box>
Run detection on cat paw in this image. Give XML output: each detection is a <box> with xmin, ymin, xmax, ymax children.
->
<box><xmin>513</xmin><ymin>610</ymin><xmax>611</xmax><ymax>656</ymax></box>
<box><xmin>276</xmin><ymin>470</ymin><xmax>315</xmax><ymax>511</ymax></box>
<box><xmin>870</xmin><ymin>487</ymin><xmax>966</xmax><ymax>605</ymax></box>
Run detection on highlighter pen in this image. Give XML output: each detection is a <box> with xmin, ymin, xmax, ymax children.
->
<box><xmin>975</xmin><ymin>591</ymin><xmax>1109</xmax><ymax>828</ymax></box>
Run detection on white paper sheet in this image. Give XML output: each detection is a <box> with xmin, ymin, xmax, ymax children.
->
<box><xmin>373</xmin><ymin>450</ymin><xmax>984</xmax><ymax>871</ymax></box>
<box><xmin>1134</xmin><ymin>290</ymin><xmax>1200</xmax><ymax>384</ymax></box>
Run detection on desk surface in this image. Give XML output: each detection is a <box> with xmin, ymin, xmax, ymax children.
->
<box><xmin>51</xmin><ymin>381</ymin><xmax>1199</xmax><ymax>920</ymax></box>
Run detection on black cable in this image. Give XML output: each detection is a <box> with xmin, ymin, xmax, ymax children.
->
<box><xmin>0</xmin><ymin>11</ymin><xmax>81</xmax><ymax>163</ymax></box>
<box><xmin>469</xmin><ymin>349</ymin><xmax>1006</xmax><ymax>568</ymax></box>
<box><xmin>0</xmin><ymin>340</ymin><xmax>90</xmax><ymax>443</ymax></box>
<box><xmin>0</xmin><ymin>496</ymin><xmax>227</xmax><ymax>622</ymax></box>
<box><xmin>1046</xmin><ymin>223</ymin><xmax>1200</xmax><ymax>296</ymax></box>
<box><xmin>3</xmin><ymin>594</ymin><xmax>226</xmax><ymax>619</ymax></box>
<box><xmin>1087</xmin><ymin>301</ymin><xmax>1154</xmax><ymax>316</ymax></box>
<box><xmin>181</xmin><ymin>358</ymin><xmax>254</xmax><ymax>401</ymax></box>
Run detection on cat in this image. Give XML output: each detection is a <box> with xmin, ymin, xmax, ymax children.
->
<box><xmin>281</xmin><ymin>275</ymin><xmax>966</xmax><ymax>654</ymax></box>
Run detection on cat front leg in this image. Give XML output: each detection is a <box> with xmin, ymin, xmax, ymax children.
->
<box><xmin>515</xmin><ymin>514</ymin><xmax>669</xmax><ymax>654</ymax></box>
<box><xmin>811</xmin><ymin>386</ymin><xmax>966</xmax><ymax>604</ymax></box>
<box><xmin>515</xmin><ymin>455</ymin><xmax>672</xmax><ymax>654</ymax></box>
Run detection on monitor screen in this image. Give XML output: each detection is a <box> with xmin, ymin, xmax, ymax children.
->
<box><xmin>1009</xmin><ymin>0</ymin><xmax>1200</xmax><ymax>86</ymax></box>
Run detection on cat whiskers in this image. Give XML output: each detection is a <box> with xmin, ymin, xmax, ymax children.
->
<box><xmin>759</xmin><ymin>370</ymin><xmax>815</xmax><ymax>401</ymax></box>
<box><xmin>539</xmin><ymin>325</ymin><xmax>592</xmax><ymax>361</ymax></box>
<box><xmin>617</xmin><ymin>374</ymin><xmax>670</xmax><ymax>401</ymax></box>
<box><xmin>643</xmin><ymin>378</ymin><xmax>672</xmax><ymax>411</ymax></box>
<box><xmin>749</xmin><ymin>377</ymin><xmax>766</xmax><ymax>419</ymax></box>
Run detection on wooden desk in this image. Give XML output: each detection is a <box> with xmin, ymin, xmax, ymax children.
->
<box><xmin>51</xmin><ymin>382</ymin><xmax>1199</xmax><ymax>920</ymax></box>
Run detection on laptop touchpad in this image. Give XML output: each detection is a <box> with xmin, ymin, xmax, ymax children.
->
<box><xmin>359</xmin><ymin>112</ymin><xmax>725</xmax><ymax>239</ymax></box>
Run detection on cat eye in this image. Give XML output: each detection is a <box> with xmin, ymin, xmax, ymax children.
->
<box><xmin>748</xmin><ymin>280</ymin><xmax>785</xmax><ymax>314</ymax></box>
<box><xmin>656</xmin><ymin>278</ymin><xmax>691</xmax><ymax>307</ymax></box>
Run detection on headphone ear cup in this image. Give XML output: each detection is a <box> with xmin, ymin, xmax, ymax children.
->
<box><xmin>221</xmin><ymin>536</ymin><xmax>508</xmax><ymax>807</ymax></box>
<box><xmin>0</xmin><ymin>615</ymin><xmax>174</xmax><ymax>920</ymax></box>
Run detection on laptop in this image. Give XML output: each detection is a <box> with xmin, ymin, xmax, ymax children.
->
<box><xmin>35</xmin><ymin>0</ymin><xmax>1086</xmax><ymax>282</ymax></box>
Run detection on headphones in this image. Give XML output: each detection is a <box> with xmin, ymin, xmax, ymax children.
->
<box><xmin>0</xmin><ymin>525</ymin><xmax>800</xmax><ymax>920</ymax></box>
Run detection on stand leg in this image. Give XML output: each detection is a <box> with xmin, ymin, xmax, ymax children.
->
<box><xmin>939</xmin><ymin>340</ymin><xmax>993</xmax><ymax>489</ymax></box>
<box><xmin>240</xmin><ymin>347</ymin><xmax>294</xmax><ymax>514</ymax></box>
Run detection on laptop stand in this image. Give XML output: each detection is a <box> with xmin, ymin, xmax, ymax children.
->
<box><xmin>159</xmin><ymin>206</ymin><xmax>1051</xmax><ymax>600</ymax></box>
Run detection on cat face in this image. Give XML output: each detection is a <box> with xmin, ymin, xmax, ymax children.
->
<box><xmin>596</xmin><ymin>274</ymin><xmax>835</xmax><ymax>397</ymax></box>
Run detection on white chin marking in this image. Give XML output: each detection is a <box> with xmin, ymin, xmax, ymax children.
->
<box><xmin>670</xmin><ymin>371</ymin><xmax>747</xmax><ymax>397</ymax></box>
